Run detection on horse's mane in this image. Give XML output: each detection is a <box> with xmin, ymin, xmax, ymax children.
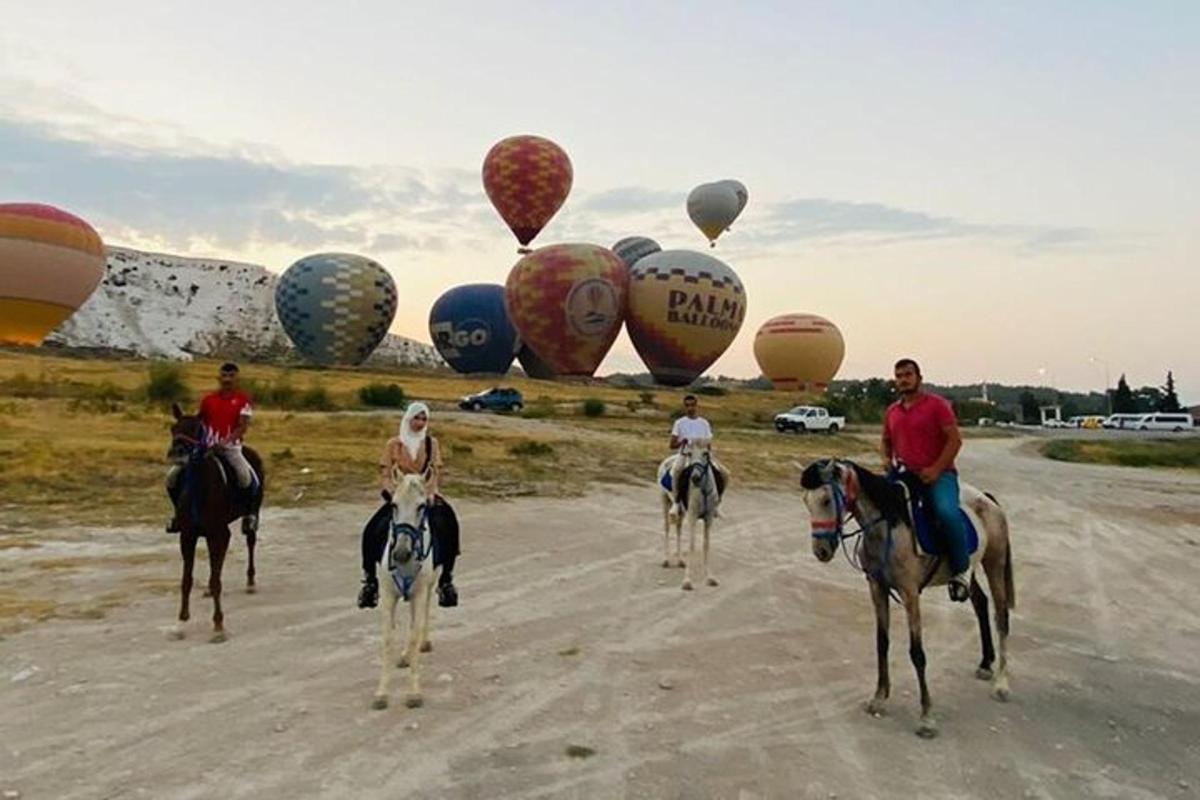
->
<box><xmin>799</xmin><ymin>462</ymin><xmax>826</xmax><ymax>490</ymax></box>
<box><xmin>845</xmin><ymin>461</ymin><xmax>908</xmax><ymax>527</ymax></box>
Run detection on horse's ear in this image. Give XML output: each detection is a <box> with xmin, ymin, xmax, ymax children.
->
<box><xmin>791</xmin><ymin>460</ymin><xmax>806</xmax><ymax>474</ymax></box>
<box><xmin>171</xmin><ymin>402</ymin><xmax>184</xmax><ymax>420</ymax></box>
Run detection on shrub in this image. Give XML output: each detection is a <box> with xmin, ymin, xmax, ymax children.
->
<box><xmin>297</xmin><ymin>385</ymin><xmax>336</xmax><ymax>411</ymax></box>
<box><xmin>694</xmin><ymin>384</ymin><xmax>728</xmax><ymax>397</ymax></box>
<box><xmin>70</xmin><ymin>381</ymin><xmax>126</xmax><ymax>414</ymax></box>
<box><xmin>449</xmin><ymin>442</ymin><xmax>474</xmax><ymax>456</ymax></box>
<box><xmin>144</xmin><ymin>362</ymin><xmax>189</xmax><ymax>405</ymax></box>
<box><xmin>508</xmin><ymin>440</ymin><xmax>555</xmax><ymax>457</ymax></box>
<box><xmin>358</xmin><ymin>382</ymin><xmax>406</xmax><ymax>408</ymax></box>
<box><xmin>626</xmin><ymin>400</ymin><xmax>640</xmax><ymax>412</ymax></box>
<box><xmin>523</xmin><ymin>401</ymin><xmax>557</xmax><ymax>419</ymax></box>
<box><xmin>639</xmin><ymin>391</ymin><xmax>656</xmax><ymax>407</ymax></box>
<box><xmin>581</xmin><ymin>398</ymin><xmax>606</xmax><ymax>418</ymax></box>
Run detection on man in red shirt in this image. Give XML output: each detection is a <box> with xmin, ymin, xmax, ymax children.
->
<box><xmin>881</xmin><ymin>358</ymin><xmax>970</xmax><ymax>601</ymax></box>
<box><xmin>167</xmin><ymin>362</ymin><xmax>260</xmax><ymax>534</ymax></box>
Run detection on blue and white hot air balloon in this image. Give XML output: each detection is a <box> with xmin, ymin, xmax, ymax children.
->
<box><xmin>428</xmin><ymin>283</ymin><xmax>519</xmax><ymax>374</ymax></box>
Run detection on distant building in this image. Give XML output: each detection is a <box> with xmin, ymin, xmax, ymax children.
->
<box><xmin>1190</xmin><ymin>404</ymin><xmax>1200</xmax><ymax>422</ymax></box>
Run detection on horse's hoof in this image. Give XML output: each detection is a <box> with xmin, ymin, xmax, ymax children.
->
<box><xmin>371</xmin><ymin>695</ymin><xmax>389</xmax><ymax>710</ymax></box>
<box><xmin>397</xmin><ymin>656</ymin><xmax>411</xmax><ymax>669</ymax></box>
<box><xmin>681</xmin><ymin>580</ymin><xmax>694</xmax><ymax>591</ymax></box>
<box><xmin>202</xmin><ymin>589</ymin><xmax>212</xmax><ymax>598</ymax></box>
<box><xmin>167</xmin><ymin>627</ymin><xmax>185</xmax><ymax>641</ymax></box>
<box><xmin>975</xmin><ymin>667</ymin><xmax>994</xmax><ymax>681</ymax></box>
<box><xmin>916</xmin><ymin>719</ymin><xmax>939</xmax><ymax>739</ymax></box>
<box><xmin>661</xmin><ymin>559</ymin><xmax>671</xmax><ymax>568</ymax></box>
<box><xmin>706</xmin><ymin>577</ymin><xmax>719</xmax><ymax>587</ymax></box>
<box><xmin>420</xmin><ymin>641</ymin><xmax>433</xmax><ymax>654</ymax></box>
<box><xmin>865</xmin><ymin>699</ymin><xmax>887</xmax><ymax>717</ymax></box>
<box><xmin>991</xmin><ymin>685</ymin><xmax>1011</xmax><ymax>703</ymax></box>
<box><xmin>245</xmin><ymin>585</ymin><xmax>257</xmax><ymax>595</ymax></box>
<box><xmin>209</xmin><ymin>630</ymin><xmax>227</xmax><ymax>644</ymax></box>
<box><xmin>405</xmin><ymin>694</ymin><xmax>424</xmax><ymax>709</ymax></box>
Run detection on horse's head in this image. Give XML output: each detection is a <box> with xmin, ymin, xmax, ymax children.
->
<box><xmin>681</xmin><ymin>439</ymin><xmax>713</xmax><ymax>485</ymax></box>
<box><xmin>168</xmin><ymin>403</ymin><xmax>206</xmax><ymax>463</ymax></box>
<box><xmin>797</xmin><ymin>458</ymin><xmax>857</xmax><ymax>562</ymax></box>
<box><xmin>389</xmin><ymin>473</ymin><xmax>428</xmax><ymax>565</ymax></box>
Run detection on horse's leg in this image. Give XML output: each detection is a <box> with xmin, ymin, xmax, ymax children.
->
<box><xmin>969</xmin><ymin>575</ymin><xmax>995</xmax><ymax>679</ymax></box>
<box><xmin>403</xmin><ymin>579</ymin><xmax>425</xmax><ymax>708</ymax></box>
<box><xmin>903</xmin><ymin>590</ymin><xmax>936</xmax><ymax>738</ymax></box>
<box><xmin>661</xmin><ymin>494</ymin><xmax>672</xmax><ymax>568</ymax></box>
<box><xmin>983</xmin><ymin>549</ymin><xmax>1011</xmax><ymax>701</ymax></box>
<box><xmin>207</xmin><ymin>529</ymin><xmax>229</xmax><ymax>643</ymax></box>
<box><xmin>703</xmin><ymin>517</ymin><xmax>718</xmax><ymax>586</ymax></box>
<box><xmin>865</xmin><ymin>578</ymin><xmax>891</xmax><ymax>715</ymax></box>
<box><xmin>171</xmin><ymin>532</ymin><xmax>197</xmax><ymax>640</ymax></box>
<box><xmin>244</xmin><ymin>529</ymin><xmax>257</xmax><ymax>594</ymax></box>
<box><xmin>418</xmin><ymin>569</ymin><xmax>435</xmax><ymax>654</ymax></box>
<box><xmin>681</xmin><ymin>512</ymin><xmax>696</xmax><ymax>591</ymax></box>
<box><xmin>674</xmin><ymin>511</ymin><xmax>684</xmax><ymax>567</ymax></box>
<box><xmin>372</xmin><ymin>587</ymin><xmax>397</xmax><ymax>709</ymax></box>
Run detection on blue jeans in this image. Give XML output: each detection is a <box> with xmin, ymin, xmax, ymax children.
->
<box><xmin>929</xmin><ymin>472</ymin><xmax>970</xmax><ymax>575</ymax></box>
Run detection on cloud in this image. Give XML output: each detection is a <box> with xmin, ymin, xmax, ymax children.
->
<box><xmin>578</xmin><ymin>186</ymin><xmax>686</xmax><ymax>214</ymax></box>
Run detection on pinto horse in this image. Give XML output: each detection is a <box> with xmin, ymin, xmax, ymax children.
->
<box><xmin>797</xmin><ymin>459</ymin><xmax>1014</xmax><ymax>738</ymax></box>
<box><xmin>167</xmin><ymin>403</ymin><xmax>265</xmax><ymax>642</ymax></box>
<box><xmin>657</xmin><ymin>440</ymin><xmax>725</xmax><ymax>591</ymax></box>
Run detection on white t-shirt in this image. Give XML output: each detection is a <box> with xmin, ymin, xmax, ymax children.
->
<box><xmin>672</xmin><ymin>415</ymin><xmax>713</xmax><ymax>444</ymax></box>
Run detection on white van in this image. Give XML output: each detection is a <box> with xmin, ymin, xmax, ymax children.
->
<box><xmin>1103</xmin><ymin>414</ymin><xmax>1144</xmax><ymax>430</ymax></box>
<box><xmin>1132</xmin><ymin>413</ymin><xmax>1195</xmax><ymax>432</ymax></box>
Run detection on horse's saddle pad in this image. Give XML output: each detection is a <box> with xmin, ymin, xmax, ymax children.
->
<box><xmin>892</xmin><ymin>474</ymin><xmax>978</xmax><ymax>557</ymax></box>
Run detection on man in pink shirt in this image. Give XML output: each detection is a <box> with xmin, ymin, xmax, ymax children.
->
<box><xmin>882</xmin><ymin>358</ymin><xmax>970</xmax><ymax>601</ymax></box>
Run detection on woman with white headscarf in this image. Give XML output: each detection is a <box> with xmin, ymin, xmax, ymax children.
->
<box><xmin>357</xmin><ymin>402</ymin><xmax>461</xmax><ymax>609</ymax></box>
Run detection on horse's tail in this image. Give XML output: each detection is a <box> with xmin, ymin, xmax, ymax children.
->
<box><xmin>1004</xmin><ymin>536</ymin><xmax>1016</xmax><ymax>611</ymax></box>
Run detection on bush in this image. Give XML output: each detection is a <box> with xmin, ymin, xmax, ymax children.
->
<box><xmin>297</xmin><ymin>385</ymin><xmax>336</xmax><ymax>411</ymax></box>
<box><xmin>70</xmin><ymin>381</ymin><xmax>126</xmax><ymax>414</ymax></box>
<box><xmin>144</xmin><ymin>362</ymin><xmax>189</xmax><ymax>405</ymax></box>
<box><xmin>639</xmin><ymin>391</ymin><xmax>656</xmax><ymax>407</ymax></box>
<box><xmin>508</xmin><ymin>440</ymin><xmax>555</xmax><ymax>457</ymax></box>
<box><xmin>626</xmin><ymin>400</ymin><xmax>640</xmax><ymax>412</ymax></box>
<box><xmin>581</xmin><ymin>398</ymin><xmax>606</xmax><ymax>418</ymax></box>
<box><xmin>694</xmin><ymin>384</ymin><xmax>728</xmax><ymax>397</ymax></box>
<box><xmin>358</xmin><ymin>382</ymin><xmax>406</xmax><ymax>408</ymax></box>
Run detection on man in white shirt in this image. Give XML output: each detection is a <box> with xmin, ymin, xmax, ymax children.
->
<box><xmin>668</xmin><ymin>395</ymin><xmax>727</xmax><ymax>518</ymax></box>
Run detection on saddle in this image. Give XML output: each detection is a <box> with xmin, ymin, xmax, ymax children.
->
<box><xmin>889</xmin><ymin>471</ymin><xmax>978</xmax><ymax>558</ymax></box>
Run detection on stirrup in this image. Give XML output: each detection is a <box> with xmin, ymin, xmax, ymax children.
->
<box><xmin>241</xmin><ymin>513</ymin><xmax>259</xmax><ymax>535</ymax></box>
<box><xmin>948</xmin><ymin>574</ymin><xmax>970</xmax><ymax>602</ymax></box>
<box><xmin>358</xmin><ymin>577</ymin><xmax>379</xmax><ymax>609</ymax></box>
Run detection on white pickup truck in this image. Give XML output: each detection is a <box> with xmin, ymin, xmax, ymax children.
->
<box><xmin>774</xmin><ymin>406</ymin><xmax>846</xmax><ymax>434</ymax></box>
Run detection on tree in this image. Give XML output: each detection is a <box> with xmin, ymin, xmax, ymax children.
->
<box><xmin>1018</xmin><ymin>391</ymin><xmax>1040</xmax><ymax>423</ymax></box>
<box><xmin>1160</xmin><ymin>371</ymin><xmax>1182</xmax><ymax>412</ymax></box>
<box><xmin>1133</xmin><ymin>386</ymin><xmax>1163</xmax><ymax>413</ymax></box>
<box><xmin>1113</xmin><ymin>374</ymin><xmax>1136</xmax><ymax>413</ymax></box>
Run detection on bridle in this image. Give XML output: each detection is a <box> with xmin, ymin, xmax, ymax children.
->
<box><xmin>808</xmin><ymin>461</ymin><xmax>896</xmax><ymax>593</ymax></box>
<box><xmin>388</xmin><ymin>499</ymin><xmax>430</xmax><ymax>601</ymax></box>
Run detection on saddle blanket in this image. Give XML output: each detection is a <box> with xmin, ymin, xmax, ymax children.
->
<box><xmin>894</xmin><ymin>475</ymin><xmax>979</xmax><ymax>558</ymax></box>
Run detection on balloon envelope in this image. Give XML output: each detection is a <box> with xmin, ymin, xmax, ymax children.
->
<box><xmin>753</xmin><ymin>313</ymin><xmax>845</xmax><ymax>392</ymax></box>
<box><xmin>686</xmin><ymin>182</ymin><xmax>741</xmax><ymax>245</ymax></box>
<box><xmin>483</xmin><ymin>135</ymin><xmax>573</xmax><ymax>247</ymax></box>
<box><xmin>429</xmin><ymin>284</ymin><xmax>518</xmax><ymax>374</ymax></box>
<box><xmin>717</xmin><ymin>179</ymin><xmax>749</xmax><ymax>217</ymax></box>
<box><xmin>515</xmin><ymin>342</ymin><xmax>557</xmax><ymax>380</ymax></box>
<box><xmin>0</xmin><ymin>203</ymin><xmax>105</xmax><ymax>345</ymax></box>
<box><xmin>274</xmin><ymin>253</ymin><xmax>398</xmax><ymax>366</ymax></box>
<box><xmin>504</xmin><ymin>243</ymin><xmax>627</xmax><ymax>377</ymax></box>
<box><xmin>611</xmin><ymin>236</ymin><xmax>661</xmax><ymax>270</ymax></box>
<box><xmin>625</xmin><ymin>250</ymin><xmax>747</xmax><ymax>387</ymax></box>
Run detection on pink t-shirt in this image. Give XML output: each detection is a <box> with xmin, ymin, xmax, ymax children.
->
<box><xmin>884</xmin><ymin>392</ymin><xmax>957</xmax><ymax>472</ymax></box>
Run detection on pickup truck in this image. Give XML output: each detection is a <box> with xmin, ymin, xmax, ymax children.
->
<box><xmin>774</xmin><ymin>406</ymin><xmax>845</xmax><ymax>434</ymax></box>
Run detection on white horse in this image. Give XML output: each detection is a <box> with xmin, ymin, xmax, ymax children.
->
<box><xmin>372</xmin><ymin>472</ymin><xmax>441</xmax><ymax>711</ymax></box>
<box><xmin>656</xmin><ymin>439</ymin><xmax>724</xmax><ymax>591</ymax></box>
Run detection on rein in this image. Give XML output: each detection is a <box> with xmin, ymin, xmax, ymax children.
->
<box><xmin>811</xmin><ymin>466</ymin><xmax>901</xmax><ymax>602</ymax></box>
<box><xmin>388</xmin><ymin>503</ymin><xmax>430</xmax><ymax>601</ymax></box>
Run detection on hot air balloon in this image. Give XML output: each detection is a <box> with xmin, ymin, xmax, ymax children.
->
<box><xmin>504</xmin><ymin>243</ymin><xmax>627</xmax><ymax>377</ymax></box>
<box><xmin>686</xmin><ymin>182</ymin><xmax>742</xmax><ymax>246</ymax></box>
<box><xmin>0</xmin><ymin>203</ymin><xmax>105</xmax><ymax>345</ymax></box>
<box><xmin>625</xmin><ymin>250</ymin><xmax>747</xmax><ymax>387</ymax></box>
<box><xmin>611</xmin><ymin>236</ymin><xmax>661</xmax><ymax>270</ymax></box>
<box><xmin>716</xmin><ymin>179</ymin><xmax>749</xmax><ymax>223</ymax></box>
<box><xmin>274</xmin><ymin>253</ymin><xmax>397</xmax><ymax>366</ymax></box>
<box><xmin>483</xmin><ymin>135</ymin><xmax>573</xmax><ymax>252</ymax></box>
<box><xmin>428</xmin><ymin>284</ymin><xmax>518</xmax><ymax>374</ymax></box>
<box><xmin>753</xmin><ymin>313</ymin><xmax>845</xmax><ymax>392</ymax></box>
<box><xmin>515</xmin><ymin>343</ymin><xmax>557</xmax><ymax>380</ymax></box>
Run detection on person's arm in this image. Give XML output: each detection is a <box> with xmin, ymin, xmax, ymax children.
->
<box><xmin>231</xmin><ymin>404</ymin><xmax>252</xmax><ymax>442</ymax></box>
<box><xmin>920</xmin><ymin>402</ymin><xmax>962</xmax><ymax>483</ymax></box>
<box><xmin>379</xmin><ymin>441</ymin><xmax>397</xmax><ymax>496</ymax></box>
<box><xmin>669</xmin><ymin>420</ymin><xmax>684</xmax><ymax>450</ymax></box>
<box><xmin>426</xmin><ymin>438</ymin><xmax>442</xmax><ymax>497</ymax></box>
<box><xmin>880</xmin><ymin>416</ymin><xmax>894</xmax><ymax>471</ymax></box>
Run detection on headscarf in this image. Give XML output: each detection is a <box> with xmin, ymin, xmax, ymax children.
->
<box><xmin>399</xmin><ymin>402</ymin><xmax>430</xmax><ymax>461</ymax></box>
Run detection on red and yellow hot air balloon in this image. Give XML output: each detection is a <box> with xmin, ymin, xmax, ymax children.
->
<box><xmin>753</xmin><ymin>313</ymin><xmax>845</xmax><ymax>392</ymax></box>
<box><xmin>0</xmin><ymin>203</ymin><xmax>105</xmax><ymax>345</ymax></box>
<box><xmin>483</xmin><ymin>135</ymin><xmax>573</xmax><ymax>252</ymax></box>
<box><xmin>504</xmin><ymin>244</ymin><xmax>627</xmax><ymax>377</ymax></box>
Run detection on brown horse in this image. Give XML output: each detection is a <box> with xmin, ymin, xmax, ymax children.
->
<box><xmin>167</xmin><ymin>403</ymin><xmax>265</xmax><ymax>642</ymax></box>
<box><xmin>798</xmin><ymin>459</ymin><xmax>1014</xmax><ymax>738</ymax></box>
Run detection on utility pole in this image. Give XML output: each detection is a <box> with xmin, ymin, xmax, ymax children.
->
<box><xmin>1090</xmin><ymin>357</ymin><xmax>1112</xmax><ymax>415</ymax></box>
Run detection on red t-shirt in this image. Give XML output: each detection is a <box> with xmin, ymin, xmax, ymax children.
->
<box><xmin>199</xmin><ymin>391</ymin><xmax>253</xmax><ymax>444</ymax></box>
<box><xmin>884</xmin><ymin>392</ymin><xmax>957</xmax><ymax>472</ymax></box>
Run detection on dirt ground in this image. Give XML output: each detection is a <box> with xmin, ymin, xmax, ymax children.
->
<box><xmin>2</xmin><ymin>438</ymin><xmax>1199</xmax><ymax>799</ymax></box>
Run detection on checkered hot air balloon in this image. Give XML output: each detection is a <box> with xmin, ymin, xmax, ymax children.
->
<box><xmin>504</xmin><ymin>244</ymin><xmax>627</xmax><ymax>378</ymax></box>
<box><xmin>753</xmin><ymin>313</ymin><xmax>845</xmax><ymax>392</ymax></box>
<box><xmin>0</xmin><ymin>203</ymin><xmax>105</xmax><ymax>346</ymax></box>
<box><xmin>625</xmin><ymin>250</ymin><xmax>747</xmax><ymax>387</ymax></box>
<box><xmin>483</xmin><ymin>135</ymin><xmax>573</xmax><ymax>251</ymax></box>
<box><xmin>274</xmin><ymin>253</ymin><xmax>397</xmax><ymax>366</ymax></box>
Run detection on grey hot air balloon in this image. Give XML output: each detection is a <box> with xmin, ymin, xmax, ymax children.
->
<box><xmin>611</xmin><ymin>236</ymin><xmax>662</xmax><ymax>270</ymax></box>
<box><xmin>686</xmin><ymin>182</ymin><xmax>742</xmax><ymax>246</ymax></box>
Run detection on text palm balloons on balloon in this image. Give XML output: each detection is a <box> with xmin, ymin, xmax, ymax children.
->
<box><xmin>274</xmin><ymin>253</ymin><xmax>398</xmax><ymax>366</ymax></box>
<box><xmin>0</xmin><ymin>203</ymin><xmax>105</xmax><ymax>345</ymax></box>
<box><xmin>429</xmin><ymin>284</ymin><xmax>519</xmax><ymax>375</ymax></box>
<box><xmin>611</xmin><ymin>236</ymin><xmax>661</xmax><ymax>270</ymax></box>
<box><xmin>504</xmin><ymin>244</ymin><xmax>628</xmax><ymax>377</ymax></box>
<box><xmin>753</xmin><ymin>313</ymin><xmax>845</xmax><ymax>392</ymax></box>
<box><xmin>483</xmin><ymin>135</ymin><xmax>573</xmax><ymax>252</ymax></box>
<box><xmin>625</xmin><ymin>250</ymin><xmax>747</xmax><ymax>387</ymax></box>
<box><xmin>686</xmin><ymin>181</ymin><xmax>746</xmax><ymax>246</ymax></box>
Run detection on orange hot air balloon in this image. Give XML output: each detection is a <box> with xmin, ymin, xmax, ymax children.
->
<box><xmin>504</xmin><ymin>243</ymin><xmax>627</xmax><ymax>377</ymax></box>
<box><xmin>483</xmin><ymin>135</ymin><xmax>573</xmax><ymax>251</ymax></box>
<box><xmin>0</xmin><ymin>203</ymin><xmax>105</xmax><ymax>345</ymax></box>
<box><xmin>753</xmin><ymin>313</ymin><xmax>846</xmax><ymax>392</ymax></box>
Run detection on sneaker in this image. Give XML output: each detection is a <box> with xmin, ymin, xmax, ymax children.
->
<box><xmin>358</xmin><ymin>577</ymin><xmax>379</xmax><ymax>609</ymax></box>
<box><xmin>948</xmin><ymin>572</ymin><xmax>970</xmax><ymax>603</ymax></box>
<box><xmin>437</xmin><ymin>582</ymin><xmax>458</xmax><ymax>608</ymax></box>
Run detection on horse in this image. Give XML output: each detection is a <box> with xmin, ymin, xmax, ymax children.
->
<box><xmin>166</xmin><ymin>403</ymin><xmax>265</xmax><ymax>643</ymax></box>
<box><xmin>372</xmin><ymin>472</ymin><xmax>441</xmax><ymax>711</ymax></box>
<box><xmin>656</xmin><ymin>439</ymin><xmax>724</xmax><ymax>591</ymax></box>
<box><xmin>797</xmin><ymin>459</ymin><xmax>1014</xmax><ymax>738</ymax></box>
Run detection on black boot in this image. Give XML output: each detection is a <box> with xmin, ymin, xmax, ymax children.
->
<box><xmin>358</xmin><ymin>575</ymin><xmax>379</xmax><ymax>609</ymax></box>
<box><xmin>437</xmin><ymin>580</ymin><xmax>458</xmax><ymax>608</ymax></box>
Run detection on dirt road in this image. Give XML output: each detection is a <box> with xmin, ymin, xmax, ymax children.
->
<box><xmin>2</xmin><ymin>439</ymin><xmax>1199</xmax><ymax>799</ymax></box>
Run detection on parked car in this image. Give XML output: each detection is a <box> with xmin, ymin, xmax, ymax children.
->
<box><xmin>1103</xmin><ymin>413</ymin><xmax>1146</xmax><ymax>429</ymax></box>
<box><xmin>1080</xmin><ymin>415</ymin><xmax>1106</xmax><ymax>429</ymax></box>
<box><xmin>774</xmin><ymin>406</ymin><xmax>845</xmax><ymax>434</ymax></box>
<box><xmin>459</xmin><ymin>387</ymin><xmax>524</xmax><ymax>412</ymax></box>
<box><xmin>1042</xmin><ymin>418</ymin><xmax>1069</xmax><ymax>429</ymax></box>
<box><xmin>1132</xmin><ymin>413</ymin><xmax>1195</xmax><ymax>432</ymax></box>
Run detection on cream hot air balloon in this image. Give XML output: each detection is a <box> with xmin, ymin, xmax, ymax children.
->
<box><xmin>686</xmin><ymin>181</ymin><xmax>744</xmax><ymax>246</ymax></box>
<box><xmin>0</xmin><ymin>203</ymin><xmax>105</xmax><ymax>345</ymax></box>
<box><xmin>753</xmin><ymin>313</ymin><xmax>845</xmax><ymax>392</ymax></box>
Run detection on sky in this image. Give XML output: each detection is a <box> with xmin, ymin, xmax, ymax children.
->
<box><xmin>1</xmin><ymin>1</ymin><xmax>1197</xmax><ymax>400</ymax></box>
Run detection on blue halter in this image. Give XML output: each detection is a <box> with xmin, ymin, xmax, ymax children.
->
<box><xmin>388</xmin><ymin>504</ymin><xmax>430</xmax><ymax>601</ymax></box>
